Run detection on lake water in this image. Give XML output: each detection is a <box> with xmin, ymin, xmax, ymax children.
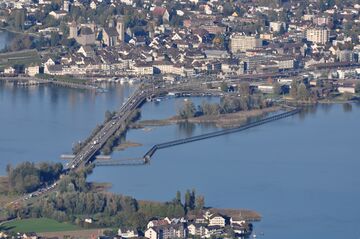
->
<box><xmin>0</xmin><ymin>82</ymin><xmax>134</xmax><ymax>172</ymax></box>
<box><xmin>1</xmin><ymin>83</ymin><xmax>360</xmax><ymax>239</ymax></box>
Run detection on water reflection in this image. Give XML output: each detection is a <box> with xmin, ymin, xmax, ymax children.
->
<box><xmin>319</xmin><ymin>103</ymin><xmax>333</xmax><ymax>113</ymax></box>
<box><xmin>298</xmin><ymin>105</ymin><xmax>318</xmax><ymax>120</ymax></box>
<box><xmin>342</xmin><ymin>103</ymin><xmax>352</xmax><ymax>113</ymax></box>
<box><xmin>177</xmin><ymin>122</ymin><xmax>196</xmax><ymax>138</ymax></box>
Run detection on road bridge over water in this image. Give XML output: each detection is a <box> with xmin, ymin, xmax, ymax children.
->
<box><xmin>65</xmin><ymin>83</ymin><xmax>219</xmax><ymax>171</ymax></box>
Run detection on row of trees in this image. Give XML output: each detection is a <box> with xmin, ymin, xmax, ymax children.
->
<box><xmin>102</xmin><ymin>109</ymin><xmax>140</xmax><ymax>155</ymax></box>
<box><xmin>7</xmin><ymin>162</ymin><xmax>63</xmax><ymax>193</ymax></box>
<box><xmin>290</xmin><ymin>80</ymin><xmax>312</xmax><ymax>101</ymax></box>
<box><xmin>177</xmin><ymin>95</ymin><xmax>271</xmax><ymax>119</ymax></box>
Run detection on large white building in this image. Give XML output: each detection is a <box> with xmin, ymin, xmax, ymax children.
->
<box><xmin>306</xmin><ymin>27</ymin><xmax>330</xmax><ymax>44</ymax></box>
<box><xmin>230</xmin><ymin>34</ymin><xmax>263</xmax><ymax>53</ymax></box>
<box><xmin>208</xmin><ymin>215</ymin><xmax>226</xmax><ymax>227</ymax></box>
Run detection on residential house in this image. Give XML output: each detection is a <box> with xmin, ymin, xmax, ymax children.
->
<box><xmin>21</xmin><ymin>232</ymin><xmax>38</xmax><ymax>239</ymax></box>
<box><xmin>145</xmin><ymin>227</ymin><xmax>158</xmax><ymax>239</ymax></box>
<box><xmin>208</xmin><ymin>214</ymin><xmax>226</xmax><ymax>227</ymax></box>
<box><xmin>147</xmin><ymin>218</ymin><xmax>171</xmax><ymax>229</ymax></box>
<box><xmin>4</xmin><ymin>66</ymin><xmax>15</xmax><ymax>75</ymax></box>
<box><xmin>204</xmin><ymin>225</ymin><xmax>223</xmax><ymax>238</ymax></box>
<box><xmin>118</xmin><ymin>229</ymin><xmax>139</xmax><ymax>238</ymax></box>
<box><xmin>78</xmin><ymin>46</ymin><xmax>95</xmax><ymax>58</ymax></box>
<box><xmin>187</xmin><ymin>223</ymin><xmax>208</xmax><ymax>237</ymax></box>
<box><xmin>49</xmin><ymin>10</ymin><xmax>67</xmax><ymax>19</ymax></box>
<box><xmin>145</xmin><ymin>224</ymin><xmax>186</xmax><ymax>239</ymax></box>
<box><xmin>133</xmin><ymin>62</ymin><xmax>154</xmax><ymax>75</ymax></box>
<box><xmin>25</xmin><ymin>65</ymin><xmax>40</xmax><ymax>76</ymax></box>
<box><xmin>338</xmin><ymin>86</ymin><xmax>356</xmax><ymax>94</ymax></box>
<box><xmin>152</xmin><ymin>7</ymin><xmax>170</xmax><ymax>22</ymax></box>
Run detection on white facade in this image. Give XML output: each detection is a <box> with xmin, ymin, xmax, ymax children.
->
<box><xmin>269</xmin><ymin>21</ymin><xmax>285</xmax><ymax>32</ymax></box>
<box><xmin>187</xmin><ymin>224</ymin><xmax>208</xmax><ymax>237</ymax></box>
<box><xmin>338</xmin><ymin>86</ymin><xmax>356</xmax><ymax>94</ymax></box>
<box><xmin>230</xmin><ymin>34</ymin><xmax>263</xmax><ymax>53</ymax></box>
<box><xmin>145</xmin><ymin>228</ymin><xmax>158</xmax><ymax>239</ymax></box>
<box><xmin>4</xmin><ymin>67</ymin><xmax>15</xmax><ymax>75</ymax></box>
<box><xmin>118</xmin><ymin>229</ymin><xmax>139</xmax><ymax>238</ymax></box>
<box><xmin>306</xmin><ymin>28</ymin><xmax>330</xmax><ymax>44</ymax></box>
<box><xmin>208</xmin><ymin>216</ymin><xmax>226</xmax><ymax>227</ymax></box>
<box><xmin>25</xmin><ymin>66</ymin><xmax>40</xmax><ymax>77</ymax></box>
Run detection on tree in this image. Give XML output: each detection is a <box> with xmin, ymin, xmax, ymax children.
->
<box><xmin>273</xmin><ymin>82</ymin><xmax>282</xmax><ymax>95</ymax></box>
<box><xmin>239</xmin><ymin>82</ymin><xmax>250</xmax><ymax>96</ymax></box>
<box><xmin>297</xmin><ymin>83</ymin><xmax>310</xmax><ymax>101</ymax></box>
<box><xmin>178</xmin><ymin>101</ymin><xmax>196</xmax><ymax>119</ymax></box>
<box><xmin>184</xmin><ymin>190</ymin><xmax>191</xmax><ymax>211</ymax></box>
<box><xmin>220</xmin><ymin>82</ymin><xmax>228</xmax><ymax>92</ymax></box>
<box><xmin>175</xmin><ymin>191</ymin><xmax>181</xmax><ymax>204</ymax></box>
<box><xmin>105</xmin><ymin>110</ymin><xmax>114</xmax><ymax>122</ymax></box>
<box><xmin>201</xmin><ymin>101</ymin><xmax>220</xmax><ymax>116</ymax></box>
<box><xmin>6</xmin><ymin>164</ymin><xmax>12</xmax><ymax>175</ymax></box>
<box><xmin>190</xmin><ymin>189</ymin><xmax>196</xmax><ymax>210</ymax></box>
<box><xmin>355</xmin><ymin>82</ymin><xmax>360</xmax><ymax>93</ymax></box>
<box><xmin>212</xmin><ymin>34</ymin><xmax>224</xmax><ymax>46</ymax></box>
<box><xmin>10</xmin><ymin>35</ymin><xmax>33</xmax><ymax>51</ymax></box>
<box><xmin>290</xmin><ymin>80</ymin><xmax>298</xmax><ymax>99</ymax></box>
<box><xmin>195</xmin><ymin>195</ymin><xmax>205</xmax><ymax>211</ymax></box>
<box><xmin>223</xmin><ymin>2</ymin><xmax>234</xmax><ymax>16</ymax></box>
<box><xmin>50</xmin><ymin>32</ymin><xmax>61</xmax><ymax>46</ymax></box>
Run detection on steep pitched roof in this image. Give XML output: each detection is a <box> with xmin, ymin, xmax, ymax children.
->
<box><xmin>104</xmin><ymin>27</ymin><xmax>119</xmax><ymax>37</ymax></box>
<box><xmin>153</xmin><ymin>6</ymin><xmax>167</xmax><ymax>16</ymax></box>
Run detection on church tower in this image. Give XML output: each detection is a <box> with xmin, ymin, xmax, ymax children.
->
<box><xmin>69</xmin><ymin>21</ymin><xmax>78</xmax><ymax>39</ymax></box>
<box><xmin>116</xmin><ymin>17</ymin><xmax>125</xmax><ymax>42</ymax></box>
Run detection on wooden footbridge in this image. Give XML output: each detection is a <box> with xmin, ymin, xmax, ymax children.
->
<box><xmin>94</xmin><ymin>108</ymin><xmax>300</xmax><ymax>167</ymax></box>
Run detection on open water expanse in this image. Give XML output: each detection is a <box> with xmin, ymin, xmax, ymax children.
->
<box><xmin>1</xmin><ymin>83</ymin><xmax>360</xmax><ymax>239</ymax></box>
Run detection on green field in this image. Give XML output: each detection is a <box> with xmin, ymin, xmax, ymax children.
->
<box><xmin>0</xmin><ymin>49</ymin><xmax>41</xmax><ymax>69</ymax></box>
<box><xmin>1</xmin><ymin>218</ymin><xmax>81</xmax><ymax>233</ymax></box>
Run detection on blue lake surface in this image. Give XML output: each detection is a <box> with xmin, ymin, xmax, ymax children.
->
<box><xmin>0</xmin><ymin>83</ymin><xmax>133</xmax><ymax>170</ymax></box>
<box><xmin>0</xmin><ymin>82</ymin><xmax>359</xmax><ymax>238</ymax></box>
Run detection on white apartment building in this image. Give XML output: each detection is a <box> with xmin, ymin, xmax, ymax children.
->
<box><xmin>230</xmin><ymin>34</ymin><xmax>263</xmax><ymax>53</ymax></box>
<box><xmin>306</xmin><ymin>28</ymin><xmax>330</xmax><ymax>44</ymax></box>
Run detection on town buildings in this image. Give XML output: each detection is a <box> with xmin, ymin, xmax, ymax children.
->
<box><xmin>0</xmin><ymin>0</ymin><xmax>359</xmax><ymax>97</ymax></box>
<box><xmin>143</xmin><ymin>210</ymin><xmax>252</xmax><ymax>239</ymax></box>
